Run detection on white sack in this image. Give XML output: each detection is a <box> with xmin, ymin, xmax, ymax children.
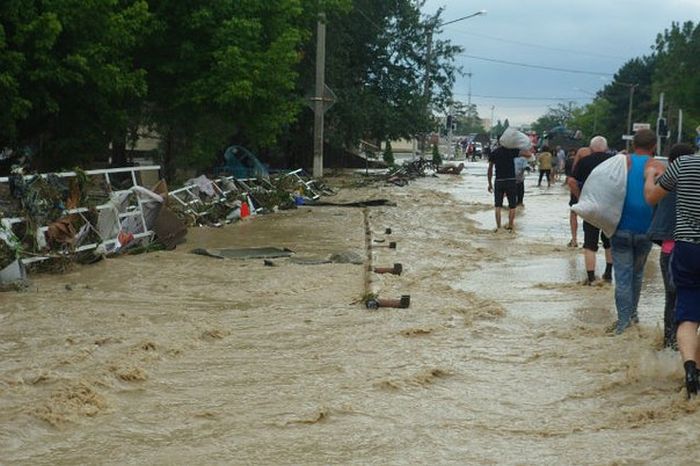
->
<box><xmin>499</xmin><ymin>127</ymin><xmax>532</xmax><ymax>150</ymax></box>
<box><xmin>571</xmin><ymin>154</ymin><xmax>627</xmax><ymax>237</ymax></box>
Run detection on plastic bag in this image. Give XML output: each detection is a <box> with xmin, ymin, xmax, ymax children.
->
<box><xmin>571</xmin><ymin>154</ymin><xmax>627</xmax><ymax>237</ymax></box>
<box><xmin>499</xmin><ymin>127</ymin><xmax>532</xmax><ymax>150</ymax></box>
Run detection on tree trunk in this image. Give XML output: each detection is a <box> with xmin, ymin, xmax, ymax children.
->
<box><xmin>111</xmin><ymin>128</ymin><xmax>128</xmax><ymax>167</ymax></box>
<box><xmin>163</xmin><ymin>128</ymin><xmax>176</xmax><ymax>182</ymax></box>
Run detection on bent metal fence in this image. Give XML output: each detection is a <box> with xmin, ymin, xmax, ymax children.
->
<box><xmin>0</xmin><ymin>165</ymin><xmax>161</xmax><ymax>265</ymax></box>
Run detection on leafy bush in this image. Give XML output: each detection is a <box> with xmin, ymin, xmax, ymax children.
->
<box><xmin>432</xmin><ymin>144</ymin><xmax>442</xmax><ymax>166</ymax></box>
<box><xmin>383</xmin><ymin>141</ymin><xmax>395</xmax><ymax>166</ymax></box>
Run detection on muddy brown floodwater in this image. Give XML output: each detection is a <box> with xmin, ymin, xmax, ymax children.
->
<box><xmin>1</xmin><ymin>163</ymin><xmax>699</xmax><ymax>464</ymax></box>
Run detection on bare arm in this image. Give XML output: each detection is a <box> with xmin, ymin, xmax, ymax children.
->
<box><xmin>567</xmin><ymin>176</ymin><xmax>580</xmax><ymax>199</ymax></box>
<box><xmin>487</xmin><ymin>162</ymin><xmax>494</xmax><ymax>192</ymax></box>
<box><xmin>644</xmin><ymin>159</ymin><xmax>668</xmax><ymax>206</ymax></box>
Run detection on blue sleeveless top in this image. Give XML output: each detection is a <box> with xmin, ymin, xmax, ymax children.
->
<box><xmin>617</xmin><ymin>154</ymin><xmax>653</xmax><ymax>233</ymax></box>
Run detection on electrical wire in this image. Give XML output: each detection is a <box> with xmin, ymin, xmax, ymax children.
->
<box><xmin>458</xmin><ymin>54</ymin><xmax>615</xmax><ymax>76</ymax></box>
<box><xmin>445</xmin><ymin>28</ymin><xmax>627</xmax><ymax>61</ymax></box>
<box><xmin>454</xmin><ymin>93</ymin><xmax>589</xmax><ymax>101</ymax></box>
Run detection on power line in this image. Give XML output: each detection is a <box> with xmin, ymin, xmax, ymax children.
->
<box><xmin>458</xmin><ymin>54</ymin><xmax>615</xmax><ymax>76</ymax></box>
<box><xmin>445</xmin><ymin>28</ymin><xmax>627</xmax><ymax>61</ymax></box>
<box><xmin>355</xmin><ymin>7</ymin><xmax>385</xmax><ymax>33</ymax></box>
<box><xmin>454</xmin><ymin>93</ymin><xmax>588</xmax><ymax>101</ymax></box>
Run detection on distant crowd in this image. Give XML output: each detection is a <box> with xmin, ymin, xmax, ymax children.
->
<box><xmin>485</xmin><ymin>129</ymin><xmax>700</xmax><ymax>399</ymax></box>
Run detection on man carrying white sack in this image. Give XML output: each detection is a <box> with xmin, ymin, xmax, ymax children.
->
<box><xmin>487</xmin><ymin>128</ymin><xmax>532</xmax><ymax>231</ymax></box>
<box><xmin>569</xmin><ymin>136</ymin><xmax>613</xmax><ymax>285</ymax></box>
<box><xmin>609</xmin><ymin>129</ymin><xmax>664</xmax><ymax>335</ymax></box>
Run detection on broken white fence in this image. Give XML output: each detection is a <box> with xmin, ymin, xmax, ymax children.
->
<box><xmin>0</xmin><ymin>165</ymin><xmax>161</xmax><ymax>264</ymax></box>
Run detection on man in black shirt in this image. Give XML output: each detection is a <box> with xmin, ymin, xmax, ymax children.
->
<box><xmin>568</xmin><ymin>136</ymin><xmax>613</xmax><ymax>284</ymax></box>
<box><xmin>564</xmin><ymin>148</ymin><xmax>585</xmax><ymax>247</ymax></box>
<box><xmin>487</xmin><ymin>143</ymin><xmax>531</xmax><ymax>230</ymax></box>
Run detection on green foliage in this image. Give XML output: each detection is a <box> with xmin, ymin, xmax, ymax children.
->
<box><xmin>568</xmin><ymin>98</ymin><xmax>612</xmax><ymax>140</ymax></box>
<box><xmin>452</xmin><ymin>101</ymin><xmax>484</xmax><ymax>134</ymax></box>
<box><xmin>285</xmin><ymin>0</ymin><xmax>462</xmax><ymax>168</ymax></box>
<box><xmin>531</xmin><ymin>102</ymin><xmax>578</xmax><ymax>134</ymax></box>
<box><xmin>141</xmin><ymin>0</ymin><xmax>315</xmax><ymax>176</ymax></box>
<box><xmin>382</xmin><ymin>140</ymin><xmax>394</xmax><ymax>166</ymax></box>
<box><xmin>432</xmin><ymin>143</ymin><xmax>441</xmax><ymax>166</ymax></box>
<box><xmin>653</xmin><ymin>21</ymin><xmax>700</xmax><ymax>143</ymax></box>
<box><xmin>0</xmin><ymin>0</ymin><xmax>151</xmax><ymax>169</ymax></box>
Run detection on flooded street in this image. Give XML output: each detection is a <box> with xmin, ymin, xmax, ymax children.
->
<box><xmin>1</xmin><ymin>164</ymin><xmax>697</xmax><ymax>465</ymax></box>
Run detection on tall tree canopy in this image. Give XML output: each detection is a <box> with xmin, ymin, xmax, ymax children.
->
<box><xmin>1</xmin><ymin>0</ymin><xmax>151</xmax><ymax>169</ymax></box>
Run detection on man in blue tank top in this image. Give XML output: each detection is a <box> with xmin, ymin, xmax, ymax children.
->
<box><xmin>610</xmin><ymin>129</ymin><xmax>664</xmax><ymax>335</ymax></box>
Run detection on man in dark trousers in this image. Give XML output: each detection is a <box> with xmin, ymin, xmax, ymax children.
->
<box><xmin>568</xmin><ymin>136</ymin><xmax>613</xmax><ymax>285</ymax></box>
<box><xmin>488</xmin><ymin>142</ymin><xmax>532</xmax><ymax>231</ymax></box>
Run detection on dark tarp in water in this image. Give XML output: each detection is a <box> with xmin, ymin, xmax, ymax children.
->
<box><xmin>191</xmin><ymin>247</ymin><xmax>294</xmax><ymax>260</ymax></box>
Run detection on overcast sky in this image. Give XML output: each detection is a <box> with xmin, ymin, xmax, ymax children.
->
<box><xmin>421</xmin><ymin>0</ymin><xmax>700</xmax><ymax>127</ymax></box>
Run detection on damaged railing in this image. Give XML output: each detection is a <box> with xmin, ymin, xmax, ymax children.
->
<box><xmin>167</xmin><ymin>169</ymin><xmax>333</xmax><ymax>227</ymax></box>
<box><xmin>0</xmin><ymin>166</ymin><xmax>162</xmax><ymax>269</ymax></box>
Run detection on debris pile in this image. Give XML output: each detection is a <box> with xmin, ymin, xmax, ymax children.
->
<box><xmin>0</xmin><ymin>165</ymin><xmax>183</xmax><ymax>284</ymax></box>
<box><xmin>167</xmin><ymin>170</ymin><xmax>336</xmax><ymax>227</ymax></box>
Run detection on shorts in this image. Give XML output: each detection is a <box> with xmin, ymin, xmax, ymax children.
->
<box><xmin>583</xmin><ymin>221</ymin><xmax>610</xmax><ymax>252</ymax></box>
<box><xmin>494</xmin><ymin>179</ymin><xmax>517</xmax><ymax>209</ymax></box>
<box><xmin>569</xmin><ymin>194</ymin><xmax>578</xmax><ymax>207</ymax></box>
<box><xmin>672</xmin><ymin>241</ymin><xmax>700</xmax><ymax>323</ymax></box>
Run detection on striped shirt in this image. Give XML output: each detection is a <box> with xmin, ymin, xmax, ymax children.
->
<box><xmin>658</xmin><ymin>154</ymin><xmax>700</xmax><ymax>243</ymax></box>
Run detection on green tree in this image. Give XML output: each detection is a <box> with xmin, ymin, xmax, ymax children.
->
<box><xmin>653</xmin><ymin>21</ymin><xmax>700</xmax><ymax>144</ymax></box>
<box><xmin>568</xmin><ymin>98</ymin><xmax>612</xmax><ymax>141</ymax></box>
<box><xmin>140</xmin><ymin>0</ymin><xmax>314</xmax><ymax>179</ymax></box>
<box><xmin>597</xmin><ymin>56</ymin><xmax>656</xmax><ymax>149</ymax></box>
<box><xmin>382</xmin><ymin>140</ymin><xmax>394</xmax><ymax>165</ymax></box>
<box><xmin>282</xmin><ymin>0</ymin><xmax>462</xmax><ymax>168</ymax></box>
<box><xmin>452</xmin><ymin>101</ymin><xmax>484</xmax><ymax>134</ymax></box>
<box><xmin>531</xmin><ymin>102</ymin><xmax>578</xmax><ymax>134</ymax></box>
<box><xmin>1</xmin><ymin>0</ymin><xmax>151</xmax><ymax>170</ymax></box>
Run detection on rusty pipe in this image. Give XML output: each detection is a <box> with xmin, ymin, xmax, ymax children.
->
<box><xmin>373</xmin><ymin>263</ymin><xmax>403</xmax><ymax>275</ymax></box>
<box><xmin>366</xmin><ymin>295</ymin><xmax>411</xmax><ymax>310</ymax></box>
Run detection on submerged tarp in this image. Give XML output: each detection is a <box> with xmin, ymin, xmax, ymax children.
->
<box><xmin>191</xmin><ymin>247</ymin><xmax>294</xmax><ymax>260</ymax></box>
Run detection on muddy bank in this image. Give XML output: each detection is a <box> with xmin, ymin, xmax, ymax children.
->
<box><xmin>1</xmin><ymin>168</ymin><xmax>697</xmax><ymax>465</ymax></box>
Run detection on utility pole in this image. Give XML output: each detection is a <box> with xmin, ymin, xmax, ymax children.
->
<box><xmin>421</xmin><ymin>22</ymin><xmax>435</xmax><ymax>155</ymax></box>
<box><xmin>466</xmin><ymin>70</ymin><xmax>473</xmax><ymax>112</ymax></box>
<box><xmin>312</xmin><ymin>13</ymin><xmax>326</xmax><ymax>178</ymax></box>
<box><xmin>678</xmin><ymin>109</ymin><xmax>683</xmax><ymax>144</ymax></box>
<box><xmin>625</xmin><ymin>84</ymin><xmax>637</xmax><ymax>151</ymax></box>
<box><xmin>656</xmin><ymin>92</ymin><xmax>665</xmax><ymax>157</ymax></box>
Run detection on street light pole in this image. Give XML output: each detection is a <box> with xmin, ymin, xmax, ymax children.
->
<box><xmin>422</xmin><ymin>9</ymin><xmax>486</xmax><ymax>155</ymax></box>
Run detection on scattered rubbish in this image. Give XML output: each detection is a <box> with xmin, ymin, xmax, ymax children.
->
<box><xmin>385</xmin><ymin>228</ymin><xmax>392</xmax><ymax>235</ymax></box>
<box><xmin>374</xmin><ymin>241</ymin><xmax>397</xmax><ymax>249</ymax></box>
<box><xmin>328</xmin><ymin>251</ymin><xmax>364</xmax><ymax>265</ymax></box>
<box><xmin>0</xmin><ymin>259</ymin><xmax>27</xmax><ymax>288</ymax></box>
<box><xmin>167</xmin><ymin>169</ymin><xmax>334</xmax><ymax>227</ymax></box>
<box><xmin>384</xmin><ymin>158</ymin><xmax>438</xmax><ymax>186</ymax></box>
<box><xmin>366</xmin><ymin>295</ymin><xmax>411</xmax><ymax>310</ymax></box>
<box><xmin>290</xmin><ymin>257</ymin><xmax>333</xmax><ymax>265</ymax></box>
<box><xmin>436</xmin><ymin>162</ymin><xmax>465</xmax><ymax>175</ymax></box>
<box><xmin>191</xmin><ymin>247</ymin><xmax>295</xmax><ymax>260</ymax></box>
<box><xmin>263</xmin><ymin>259</ymin><xmax>277</xmax><ymax>267</ymax></box>
<box><xmin>152</xmin><ymin>207</ymin><xmax>187</xmax><ymax>250</ymax></box>
<box><xmin>215</xmin><ymin>145</ymin><xmax>270</xmax><ymax>179</ymax></box>
<box><xmin>0</xmin><ymin>165</ymin><xmax>167</xmax><ymax>273</ymax></box>
<box><xmin>305</xmin><ymin>199</ymin><xmax>396</xmax><ymax>208</ymax></box>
